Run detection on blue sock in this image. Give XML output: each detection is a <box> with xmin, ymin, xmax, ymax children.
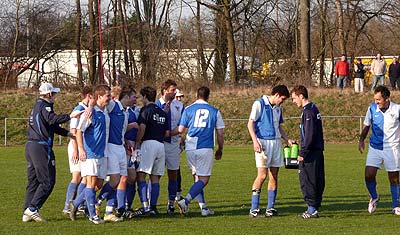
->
<box><xmin>366</xmin><ymin>180</ymin><xmax>378</xmax><ymax>199</ymax></box>
<box><xmin>117</xmin><ymin>189</ymin><xmax>126</xmax><ymax>209</ymax></box>
<box><xmin>267</xmin><ymin>189</ymin><xmax>277</xmax><ymax>209</ymax></box>
<box><xmin>138</xmin><ymin>181</ymin><xmax>148</xmax><ymax>204</ymax></box>
<box><xmin>64</xmin><ymin>182</ymin><xmax>77</xmax><ymax>210</ymax></box>
<box><xmin>186</xmin><ymin>181</ymin><xmax>205</xmax><ymax>205</ymax></box>
<box><xmin>251</xmin><ymin>189</ymin><xmax>261</xmax><ymax>210</ymax></box>
<box><xmin>307</xmin><ymin>206</ymin><xmax>317</xmax><ymax>214</ymax></box>
<box><xmin>85</xmin><ymin>188</ymin><xmax>96</xmax><ymax>219</ymax></box>
<box><xmin>97</xmin><ymin>182</ymin><xmax>112</xmax><ymax>203</ymax></box>
<box><xmin>168</xmin><ymin>180</ymin><xmax>178</xmax><ymax>201</ymax></box>
<box><xmin>390</xmin><ymin>184</ymin><xmax>399</xmax><ymax>208</ymax></box>
<box><xmin>105</xmin><ymin>189</ymin><xmax>116</xmax><ymax>215</ymax></box>
<box><xmin>150</xmin><ymin>183</ymin><xmax>160</xmax><ymax>207</ymax></box>
<box><xmin>125</xmin><ymin>182</ymin><xmax>135</xmax><ymax>209</ymax></box>
<box><xmin>77</xmin><ymin>183</ymin><xmax>86</xmax><ymax>199</ymax></box>
<box><xmin>73</xmin><ymin>187</ymin><xmax>86</xmax><ymax>208</ymax></box>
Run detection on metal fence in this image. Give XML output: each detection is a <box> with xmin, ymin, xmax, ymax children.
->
<box><xmin>3</xmin><ymin>116</ymin><xmax>365</xmax><ymax>146</ymax></box>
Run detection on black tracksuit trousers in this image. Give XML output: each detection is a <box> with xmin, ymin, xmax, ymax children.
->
<box><xmin>299</xmin><ymin>150</ymin><xmax>325</xmax><ymax>210</ymax></box>
<box><xmin>23</xmin><ymin>142</ymin><xmax>56</xmax><ymax>211</ymax></box>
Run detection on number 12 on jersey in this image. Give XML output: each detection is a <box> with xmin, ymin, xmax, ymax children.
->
<box><xmin>194</xmin><ymin>109</ymin><xmax>209</xmax><ymax>127</ymax></box>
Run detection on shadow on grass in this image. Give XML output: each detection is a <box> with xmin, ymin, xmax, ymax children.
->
<box><xmin>201</xmin><ymin>194</ymin><xmax>394</xmax><ymax>218</ymax></box>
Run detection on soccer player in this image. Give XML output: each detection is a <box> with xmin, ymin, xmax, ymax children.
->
<box><xmin>248</xmin><ymin>85</ymin><xmax>294</xmax><ymax>217</ymax></box>
<box><xmin>135</xmin><ymin>86</ymin><xmax>169</xmax><ymax>215</ymax></box>
<box><xmin>155</xmin><ymin>79</ymin><xmax>184</xmax><ymax>214</ymax></box>
<box><xmin>359</xmin><ymin>85</ymin><xmax>400</xmax><ymax>215</ymax></box>
<box><xmin>23</xmin><ymin>83</ymin><xmax>72</xmax><ymax>222</ymax></box>
<box><xmin>62</xmin><ymin>86</ymin><xmax>93</xmax><ymax>215</ymax></box>
<box><xmin>123</xmin><ymin>87</ymin><xmax>141</xmax><ymax>215</ymax></box>
<box><xmin>95</xmin><ymin>86</ymin><xmax>135</xmax><ymax>222</ymax></box>
<box><xmin>290</xmin><ymin>85</ymin><xmax>325</xmax><ymax>219</ymax></box>
<box><xmin>177</xmin><ymin>86</ymin><xmax>224</xmax><ymax>216</ymax></box>
<box><xmin>68</xmin><ymin>84</ymin><xmax>111</xmax><ymax>224</ymax></box>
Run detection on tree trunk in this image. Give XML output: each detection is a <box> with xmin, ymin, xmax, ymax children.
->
<box><xmin>118</xmin><ymin>0</ymin><xmax>131</xmax><ymax>82</ymax></box>
<box><xmin>335</xmin><ymin>0</ymin><xmax>346</xmax><ymax>55</ymax></box>
<box><xmin>300</xmin><ymin>0</ymin><xmax>311</xmax><ymax>81</ymax></box>
<box><xmin>213</xmin><ymin>2</ymin><xmax>228</xmax><ymax>84</ymax></box>
<box><xmin>319</xmin><ymin>0</ymin><xmax>327</xmax><ymax>87</ymax></box>
<box><xmin>88</xmin><ymin>0</ymin><xmax>97</xmax><ymax>85</ymax></box>
<box><xmin>196</xmin><ymin>2</ymin><xmax>208</xmax><ymax>81</ymax></box>
<box><xmin>75</xmin><ymin>0</ymin><xmax>83</xmax><ymax>86</ymax></box>
<box><xmin>222</xmin><ymin>0</ymin><xmax>237</xmax><ymax>84</ymax></box>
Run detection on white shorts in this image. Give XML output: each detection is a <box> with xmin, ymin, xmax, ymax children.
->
<box><xmin>81</xmin><ymin>157</ymin><xmax>108</xmax><ymax>179</ymax></box>
<box><xmin>366</xmin><ymin>145</ymin><xmax>400</xmax><ymax>172</ymax></box>
<box><xmin>137</xmin><ymin>140</ymin><xmax>165</xmax><ymax>176</ymax></box>
<box><xmin>67</xmin><ymin>141</ymin><xmax>81</xmax><ymax>173</ymax></box>
<box><xmin>106</xmin><ymin>143</ymin><xmax>128</xmax><ymax>176</ymax></box>
<box><xmin>186</xmin><ymin>148</ymin><xmax>214</xmax><ymax>176</ymax></box>
<box><xmin>164</xmin><ymin>141</ymin><xmax>181</xmax><ymax>170</ymax></box>
<box><xmin>255</xmin><ymin>139</ymin><xmax>284</xmax><ymax>168</ymax></box>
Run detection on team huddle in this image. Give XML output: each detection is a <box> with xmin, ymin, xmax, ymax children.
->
<box><xmin>22</xmin><ymin>80</ymin><xmax>224</xmax><ymax>224</ymax></box>
<box><xmin>21</xmin><ymin>81</ymin><xmax>400</xmax><ymax>224</ymax></box>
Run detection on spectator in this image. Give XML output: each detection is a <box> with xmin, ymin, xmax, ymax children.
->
<box><xmin>370</xmin><ymin>53</ymin><xmax>386</xmax><ymax>90</ymax></box>
<box><xmin>388</xmin><ymin>56</ymin><xmax>400</xmax><ymax>90</ymax></box>
<box><xmin>334</xmin><ymin>54</ymin><xmax>350</xmax><ymax>90</ymax></box>
<box><xmin>354</xmin><ymin>58</ymin><xmax>366</xmax><ymax>93</ymax></box>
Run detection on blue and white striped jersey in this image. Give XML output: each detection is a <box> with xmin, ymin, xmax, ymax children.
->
<box><xmin>364</xmin><ymin>102</ymin><xmax>400</xmax><ymax>150</ymax></box>
<box><xmin>179</xmin><ymin>100</ymin><xmax>224</xmax><ymax>150</ymax></box>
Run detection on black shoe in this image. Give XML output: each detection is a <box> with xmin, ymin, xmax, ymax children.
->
<box><xmin>149</xmin><ymin>206</ymin><xmax>159</xmax><ymax>216</ymax></box>
<box><xmin>131</xmin><ymin>208</ymin><xmax>149</xmax><ymax>217</ymax></box>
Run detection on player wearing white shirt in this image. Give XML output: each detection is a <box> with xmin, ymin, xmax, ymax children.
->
<box><xmin>68</xmin><ymin>84</ymin><xmax>111</xmax><ymax>224</ymax></box>
<box><xmin>248</xmin><ymin>85</ymin><xmax>293</xmax><ymax>217</ymax></box>
<box><xmin>155</xmin><ymin>80</ymin><xmax>184</xmax><ymax>214</ymax></box>
<box><xmin>359</xmin><ymin>85</ymin><xmax>400</xmax><ymax>216</ymax></box>
<box><xmin>62</xmin><ymin>87</ymin><xmax>93</xmax><ymax>214</ymax></box>
<box><xmin>177</xmin><ymin>86</ymin><xmax>224</xmax><ymax>216</ymax></box>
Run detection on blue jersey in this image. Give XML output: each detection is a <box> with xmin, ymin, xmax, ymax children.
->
<box><xmin>137</xmin><ymin>103</ymin><xmax>169</xmax><ymax>143</ymax></box>
<box><xmin>364</xmin><ymin>102</ymin><xmax>400</xmax><ymax>150</ymax></box>
<box><xmin>78</xmin><ymin>105</ymin><xmax>109</xmax><ymax>159</ymax></box>
<box><xmin>179</xmin><ymin>100</ymin><xmax>225</xmax><ymax>150</ymax></box>
<box><xmin>27</xmin><ymin>98</ymin><xmax>70</xmax><ymax>146</ymax></box>
<box><xmin>124</xmin><ymin>107</ymin><xmax>138</xmax><ymax>141</ymax></box>
<box><xmin>252</xmin><ymin>97</ymin><xmax>283</xmax><ymax>140</ymax></box>
<box><xmin>300</xmin><ymin>102</ymin><xmax>324</xmax><ymax>157</ymax></box>
<box><xmin>107</xmin><ymin>100</ymin><xmax>128</xmax><ymax>145</ymax></box>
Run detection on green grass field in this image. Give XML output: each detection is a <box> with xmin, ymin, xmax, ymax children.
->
<box><xmin>1</xmin><ymin>144</ymin><xmax>399</xmax><ymax>235</ymax></box>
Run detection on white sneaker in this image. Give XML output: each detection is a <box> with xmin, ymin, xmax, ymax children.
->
<box><xmin>177</xmin><ymin>199</ymin><xmax>189</xmax><ymax>215</ymax></box>
<box><xmin>23</xmin><ymin>208</ymin><xmax>46</xmax><ymax>222</ymax></box>
<box><xmin>104</xmin><ymin>214</ymin><xmax>123</xmax><ymax>222</ymax></box>
<box><xmin>392</xmin><ymin>207</ymin><xmax>400</xmax><ymax>215</ymax></box>
<box><xmin>22</xmin><ymin>214</ymin><xmax>32</xmax><ymax>222</ymax></box>
<box><xmin>89</xmin><ymin>215</ymin><xmax>105</xmax><ymax>224</ymax></box>
<box><xmin>201</xmin><ymin>208</ymin><xmax>214</xmax><ymax>217</ymax></box>
<box><xmin>368</xmin><ymin>196</ymin><xmax>380</xmax><ymax>213</ymax></box>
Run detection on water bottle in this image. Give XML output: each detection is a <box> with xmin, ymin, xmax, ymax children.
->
<box><xmin>291</xmin><ymin>142</ymin><xmax>299</xmax><ymax>158</ymax></box>
<box><xmin>283</xmin><ymin>145</ymin><xmax>291</xmax><ymax>159</ymax></box>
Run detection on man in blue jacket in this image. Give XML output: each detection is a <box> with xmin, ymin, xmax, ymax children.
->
<box><xmin>23</xmin><ymin>83</ymin><xmax>73</xmax><ymax>222</ymax></box>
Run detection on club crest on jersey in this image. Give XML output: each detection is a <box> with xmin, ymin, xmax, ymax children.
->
<box><xmin>45</xmin><ymin>107</ymin><xmax>52</xmax><ymax>112</ymax></box>
<box><xmin>153</xmin><ymin>113</ymin><xmax>166</xmax><ymax>123</ymax></box>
